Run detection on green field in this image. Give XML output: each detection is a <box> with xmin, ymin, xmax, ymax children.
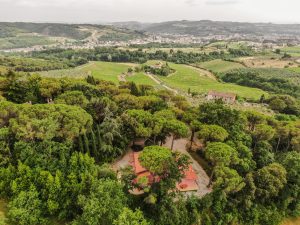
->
<box><xmin>153</xmin><ymin>62</ymin><xmax>267</xmax><ymax>100</ymax></box>
<box><xmin>126</xmin><ymin>72</ymin><xmax>159</xmax><ymax>86</ymax></box>
<box><xmin>197</xmin><ymin>59</ymin><xmax>245</xmax><ymax>73</ymax></box>
<box><xmin>40</xmin><ymin>61</ymin><xmax>162</xmax><ymax>86</ymax></box>
<box><xmin>40</xmin><ymin>61</ymin><xmax>133</xmax><ymax>83</ymax></box>
<box><xmin>40</xmin><ymin>60</ymin><xmax>267</xmax><ymax>99</ymax></box>
<box><xmin>282</xmin><ymin>46</ymin><xmax>300</xmax><ymax>57</ymax></box>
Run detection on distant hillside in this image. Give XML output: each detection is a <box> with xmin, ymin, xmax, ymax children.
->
<box><xmin>0</xmin><ymin>22</ymin><xmax>91</xmax><ymax>40</ymax></box>
<box><xmin>0</xmin><ymin>22</ymin><xmax>146</xmax><ymax>50</ymax></box>
<box><xmin>112</xmin><ymin>20</ymin><xmax>300</xmax><ymax>38</ymax></box>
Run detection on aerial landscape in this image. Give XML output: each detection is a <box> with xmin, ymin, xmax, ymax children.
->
<box><xmin>0</xmin><ymin>0</ymin><xmax>300</xmax><ymax>225</ymax></box>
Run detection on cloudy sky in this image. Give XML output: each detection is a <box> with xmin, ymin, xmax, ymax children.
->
<box><xmin>0</xmin><ymin>0</ymin><xmax>299</xmax><ymax>24</ymax></box>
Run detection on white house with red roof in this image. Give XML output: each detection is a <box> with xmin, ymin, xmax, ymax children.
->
<box><xmin>207</xmin><ymin>90</ymin><xmax>236</xmax><ymax>104</ymax></box>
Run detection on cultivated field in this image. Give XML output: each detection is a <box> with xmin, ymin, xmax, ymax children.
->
<box><xmin>197</xmin><ymin>59</ymin><xmax>245</xmax><ymax>73</ymax></box>
<box><xmin>237</xmin><ymin>56</ymin><xmax>298</xmax><ymax>68</ymax></box>
<box><xmin>150</xmin><ymin>61</ymin><xmax>268</xmax><ymax>99</ymax></box>
<box><xmin>282</xmin><ymin>46</ymin><xmax>300</xmax><ymax>57</ymax></box>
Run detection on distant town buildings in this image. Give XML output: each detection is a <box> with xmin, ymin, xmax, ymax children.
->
<box><xmin>207</xmin><ymin>90</ymin><xmax>236</xmax><ymax>104</ymax></box>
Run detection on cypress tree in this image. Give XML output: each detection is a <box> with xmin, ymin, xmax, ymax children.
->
<box><xmin>129</xmin><ymin>82</ymin><xmax>139</xmax><ymax>96</ymax></box>
<box><xmin>96</xmin><ymin>125</ymin><xmax>102</xmax><ymax>148</ymax></box>
<box><xmin>96</xmin><ymin>124</ymin><xmax>102</xmax><ymax>160</ymax></box>
<box><xmin>91</xmin><ymin>130</ymin><xmax>97</xmax><ymax>158</ymax></box>
<box><xmin>78</xmin><ymin>135</ymin><xmax>84</xmax><ymax>153</ymax></box>
<box><xmin>83</xmin><ymin>133</ymin><xmax>90</xmax><ymax>155</ymax></box>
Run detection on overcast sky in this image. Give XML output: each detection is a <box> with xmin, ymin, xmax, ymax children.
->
<box><xmin>0</xmin><ymin>0</ymin><xmax>299</xmax><ymax>24</ymax></box>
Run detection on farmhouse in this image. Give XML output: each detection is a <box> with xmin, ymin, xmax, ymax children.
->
<box><xmin>131</xmin><ymin>151</ymin><xmax>198</xmax><ymax>193</ymax></box>
<box><xmin>207</xmin><ymin>90</ymin><xmax>236</xmax><ymax>104</ymax></box>
<box><xmin>151</xmin><ymin>62</ymin><xmax>163</xmax><ymax>69</ymax></box>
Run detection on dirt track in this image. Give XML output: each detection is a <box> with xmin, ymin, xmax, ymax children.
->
<box><xmin>145</xmin><ymin>73</ymin><xmax>178</xmax><ymax>94</ymax></box>
<box><xmin>113</xmin><ymin>137</ymin><xmax>212</xmax><ymax>197</ymax></box>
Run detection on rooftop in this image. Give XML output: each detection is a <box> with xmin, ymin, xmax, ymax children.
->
<box><xmin>208</xmin><ymin>90</ymin><xmax>236</xmax><ymax>98</ymax></box>
<box><xmin>132</xmin><ymin>151</ymin><xmax>198</xmax><ymax>192</ymax></box>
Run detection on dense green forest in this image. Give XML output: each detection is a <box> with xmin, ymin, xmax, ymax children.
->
<box><xmin>220</xmin><ymin>68</ymin><xmax>300</xmax><ymax>98</ymax></box>
<box><xmin>0</xmin><ymin>56</ymin><xmax>72</xmax><ymax>72</ymax></box>
<box><xmin>0</xmin><ymin>67</ymin><xmax>299</xmax><ymax>225</ymax></box>
<box><xmin>29</xmin><ymin>46</ymin><xmax>252</xmax><ymax>65</ymax></box>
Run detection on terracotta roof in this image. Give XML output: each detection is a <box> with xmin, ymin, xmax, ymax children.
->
<box><xmin>184</xmin><ymin>166</ymin><xmax>198</xmax><ymax>181</ymax></box>
<box><xmin>208</xmin><ymin>90</ymin><xmax>236</xmax><ymax>98</ymax></box>
<box><xmin>133</xmin><ymin>152</ymin><xmax>147</xmax><ymax>174</ymax></box>
<box><xmin>177</xmin><ymin>179</ymin><xmax>198</xmax><ymax>192</ymax></box>
<box><xmin>132</xmin><ymin>152</ymin><xmax>198</xmax><ymax>192</ymax></box>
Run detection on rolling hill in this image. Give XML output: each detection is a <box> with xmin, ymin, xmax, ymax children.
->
<box><xmin>112</xmin><ymin>20</ymin><xmax>300</xmax><ymax>38</ymax></box>
<box><xmin>0</xmin><ymin>22</ymin><xmax>146</xmax><ymax>50</ymax></box>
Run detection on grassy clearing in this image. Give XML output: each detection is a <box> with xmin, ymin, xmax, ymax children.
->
<box><xmin>126</xmin><ymin>72</ymin><xmax>158</xmax><ymax>86</ymax></box>
<box><xmin>197</xmin><ymin>59</ymin><xmax>245</xmax><ymax>73</ymax></box>
<box><xmin>0</xmin><ymin>199</ymin><xmax>7</xmax><ymax>225</ymax></box>
<box><xmin>40</xmin><ymin>61</ymin><xmax>133</xmax><ymax>84</ymax></box>
<box><xmin>151</xmin><ymin>61</ymin><xmax>267</xmax><ymax>100</ymax></box>
<box><xmin>288</xmin><ymin>66</ymin><xmax>300</xmax><ymax>73</ymax></box>
<box><xmin>281</xmin><ymin>218</ymin><xmax>300</xmax><ymax>225</ymax></box>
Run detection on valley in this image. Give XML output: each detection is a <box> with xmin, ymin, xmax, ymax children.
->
<box><xmin>0</xmin><ymin>20</ymin><xmax>299</xmax><ymax>225</ymax></box>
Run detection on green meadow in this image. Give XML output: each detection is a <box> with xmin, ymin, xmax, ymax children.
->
<box><xmin>197</xmin><ymin>59</ymin><xmax>245</xmax><ymax>73</ymax></box>
<box><xmin>40</xmin><ymin>60</ymin><xmax>267</xmax><ymax>99</ymax></box>
<box><xmin>40</xmin><ymin>61</ymin><xmax>133</xmax><ymax>84</ymax></box>
<box><xmin>154</xmin><ymin>62</ymin><xmax>267</xmax><ymax>100</ymax></box>
<box><xmin>126</xmin><ymin>72</ymin><xmax>159</xmax><ymax>86</ymax></box>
